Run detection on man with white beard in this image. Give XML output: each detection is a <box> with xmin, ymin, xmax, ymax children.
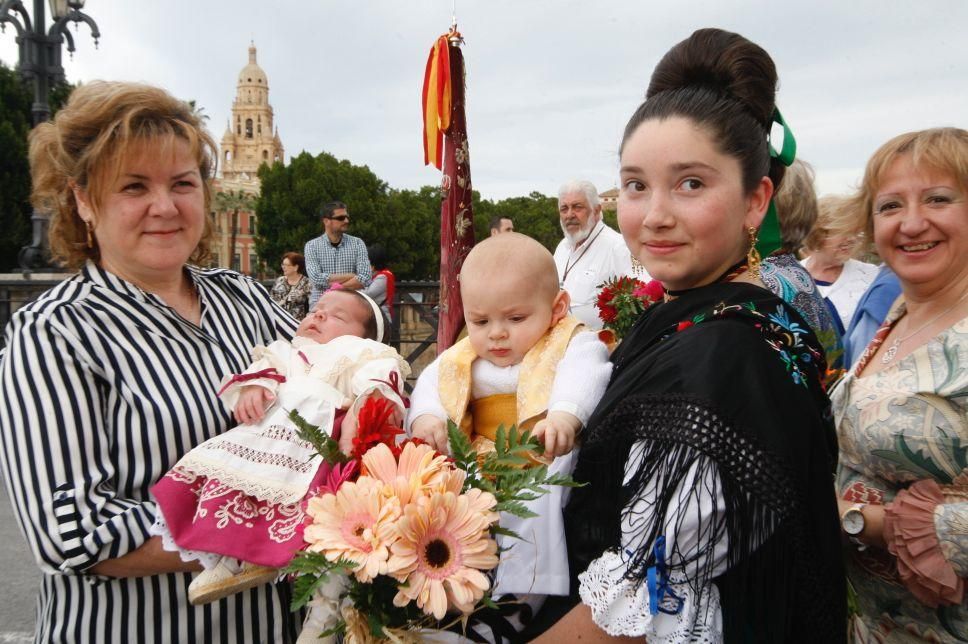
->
<box><xmin>553</xmin><ymin>180</ymin><xmax>639</xmax><ymax>329</ymax></box>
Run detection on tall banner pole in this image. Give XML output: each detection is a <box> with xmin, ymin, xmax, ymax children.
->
<box><xmin>422</xmin><ymin>27</ymin><xmax>474</xmax><ymax>354</ymax></box>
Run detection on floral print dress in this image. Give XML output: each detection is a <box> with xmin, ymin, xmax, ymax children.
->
<box><xmin>833</xmin><ymin>306</ymin><xmax>968</xmax><ymax>642</ymax></box>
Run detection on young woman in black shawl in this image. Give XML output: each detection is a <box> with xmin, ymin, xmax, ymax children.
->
<box><xmin>529</xmin><ymin>29</ymin><xmax>846</xmax><ymax>643</ymax></box>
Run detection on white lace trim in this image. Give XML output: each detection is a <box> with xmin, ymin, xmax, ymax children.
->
<box><xmin>171</xmin><ymin>457</ymin><xmax>312</xmax><ymax>507</ymax></box>
<box><xmin>578</xmin><ymin>550</ymin><xmax>723</xmax><ymax>643</ymax></box>
<box><xmin>149</xmin><ymin>511</ymin><xmax>222</xmax><ymax>570</ymax></box>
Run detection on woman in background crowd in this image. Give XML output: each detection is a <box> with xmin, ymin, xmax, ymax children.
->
<box><xmin>761</xmin><ymin>158</ymin><xmax>845</xmax><ymax>370</ymax></box>
<box><xmin>802</xmin><ymin>195</ymin><xmax>879</xmax><ymax>333</ymax></box>
<box><xmin>834</xmin><ymin>127</ymin><xmax>968</xmax><ymax>642</ymax></box>
<box><xmin>842</xmin><ymin>264</ymin><xmax>902</xmax><ymax>367</ymax></box>
<box><xmin>364</xmin><ymin>242</ymin><xmax>395</xmax><ymax>321</ymax></box>
<box><xmin>0</xmin><ymin>81</ymin><xmax>300</xmax><ymax>643</ymax></box>
<box><xmin>271</xmin><ymin>251</ymin><xmax>312</xmax><ymax>320</ymax></box>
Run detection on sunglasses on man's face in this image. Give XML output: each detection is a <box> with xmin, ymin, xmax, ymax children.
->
<box><xmin>328</xmin><ymin>215</ymin><xmax>350</xmax><ymax>222</ymax></box>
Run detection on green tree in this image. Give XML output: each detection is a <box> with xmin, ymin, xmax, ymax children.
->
<box><xmin>255</xmin><ymin>149</ymin><xmax>608</xmax><ymax>281</ymax></box>
<box><xmin>0</xmin><ymin>62</ymin><xmax>33</xmax><ymax>270</ymax></box>
<box><xmin>256</xmin><ymin>151</ymin><xmax>447</xmax><ymax>280</ymax></box>
<box><xmin>382</xmin><ymin>186</ymin><xmax>441</xmax><ymax>279</ymax></box>
<box><xmin>0</xmin><ymin>68</ymin><xmax>76</xmax><ymax>271</ymax></box>
<box><xmin>215</xmin><ymin>189</ymin><xmax>256</xmax><ymax>271</ymax></box>
<box><xmin>473</xmin><ymin>191</ymin><xmax>561</xmax><ymax>252</ymax></box>
<box><xmin>186</xmin><ymin>99</ymin><xmax>209</xmax><ymax>125</ymax></box>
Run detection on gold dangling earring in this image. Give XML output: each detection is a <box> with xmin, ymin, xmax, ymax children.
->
<box><xmin>630</xmin><ymin>253</ymin><xmax>645</xmax><ymax>277</ymax></box>
<box><xmin>747</xmin><ymin>226</ymin><xmax>761</xmax><ymax>281</ymax></box>
<box><xmin>85</xmin><ymin>221</ymin><xmax>94</xmax><ymax>249</ymax></box>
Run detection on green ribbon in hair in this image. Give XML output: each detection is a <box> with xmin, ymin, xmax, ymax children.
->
<box><xmin>755</xmin><ymin>107</ymin><xmax>796</xmax><ymax>257</ymax></box>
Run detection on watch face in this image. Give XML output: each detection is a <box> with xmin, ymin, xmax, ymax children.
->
<box><xmin>843</xmin><ymin>509</ymin><xmax>865</xmax><ymax>536</ymax></box>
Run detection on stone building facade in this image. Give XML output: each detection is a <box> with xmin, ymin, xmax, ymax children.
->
<box><xmin>211</xmin><ymin>43</ymin><xmax>284</xmax><ymax>275</ymax></box>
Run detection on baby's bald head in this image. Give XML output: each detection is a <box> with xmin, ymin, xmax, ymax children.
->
<box><xmin>460</xmin><ymin>232</ymin><xmax>561</xmax><ymax>301</ymax></box>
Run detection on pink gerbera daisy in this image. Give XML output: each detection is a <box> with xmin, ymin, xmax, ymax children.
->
<box><xmin>361</xmin><ymin>441</ymin><xmax>450</xmax><ymax>505</ymax></box>
<box><xmin>388</xmin><ymin>489</ymin><xmax>499</xmax><ymax>620</ymax></box>
<box><xmin>304</xmin><ymin>476</ymin><xmax>401</xmax><ymax>582</ymax></box>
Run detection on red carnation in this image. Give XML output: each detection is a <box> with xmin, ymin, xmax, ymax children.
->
<box><xmin>351</xmin><ymin>397</ymin><xmax>404</xmax><ymax>462</ymax></box>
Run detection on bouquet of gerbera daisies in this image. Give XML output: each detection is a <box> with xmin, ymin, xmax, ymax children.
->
<box><xmin>287</xmin><ymin>398</ymin><xmax>576</xmax><ymax>643</ymax></box>
<box><xmin>595</xmin><ymin>276</ymin><xmax>664</xmax><ymax>344</ymax></box>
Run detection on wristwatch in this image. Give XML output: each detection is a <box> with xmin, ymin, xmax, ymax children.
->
<box><xmin>841</xmin><ymin>502</ymin><xmax>867</xmax><ymax>549</ymax></box>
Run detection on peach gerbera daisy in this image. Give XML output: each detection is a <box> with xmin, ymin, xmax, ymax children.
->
<box><xmin>304</xmin><ymin>476</ymin><xmax>401</xmax><ymax>582</ymax></box>
<box><xmin>387</xmin><ymin>489</ymin><xmax>500</xmax><ymax>620</ymax></box>
<box><xmin>361</xmin><ymin>441</ymin><xmax>450</xmax><ymax>505</ymax></box>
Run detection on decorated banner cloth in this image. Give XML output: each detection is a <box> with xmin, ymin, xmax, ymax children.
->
<box><xmin>151</xmin><ymin>335</ymin><xmax>410</xmax><ymax>568</ymax></box>
<box><xmin>423</xmin><ymin>30</ymin><xmax>475</xmax><ymax>353</ymax></box>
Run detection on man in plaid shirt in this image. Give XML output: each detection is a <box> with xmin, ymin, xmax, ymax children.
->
<box><xmin>303</xmin><ymin>201</ymin><xmax>372</xmax><ymax>307</ymax></box>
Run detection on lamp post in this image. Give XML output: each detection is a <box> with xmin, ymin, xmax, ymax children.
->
<box><xmin>1</xmin><ymin>0</ymin><xmax>100</xmax><ymax>270</ymax></box>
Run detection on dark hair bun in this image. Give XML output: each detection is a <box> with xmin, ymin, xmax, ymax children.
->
<box><xmin>646</xmin><ymin>28</ymin><xmax>777</xmax><ymax>130</ymax></box>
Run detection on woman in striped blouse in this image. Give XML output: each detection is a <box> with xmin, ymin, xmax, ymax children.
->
<box><xmin>0</xmin><ymin>82</ymin><xmax>301</xmax><ymax>642</ymax></box>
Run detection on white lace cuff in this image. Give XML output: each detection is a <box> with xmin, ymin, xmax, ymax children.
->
<box><xmin>149</xmin><ymin>511</ymin><xmax>222</xmax><ymax>570</ymax></box>
<box><xmin>578</xmin><ymin>550</ymin><xmax>723</xmax><ymax>642</ymax></box>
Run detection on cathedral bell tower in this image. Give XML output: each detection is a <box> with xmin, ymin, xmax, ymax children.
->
<box><xmin>212</xmin><ymin>42</ymin><xmax>284</xmax><ymax>276</ymax></box>
<box><xmin>220</xmin><ymin>42</ymin><xmax>284</xmax><ymax>181</ymax></box>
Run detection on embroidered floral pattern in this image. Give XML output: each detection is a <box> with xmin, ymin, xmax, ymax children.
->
<box><xmin>184</xmin><ymin>480</ymin><xmax>307</xmax><ymax>545</ymax></box>
<box><xmin>665</xmin><ymin>300</ymin><xmax>824</xmax><ymax>388</ymax></box>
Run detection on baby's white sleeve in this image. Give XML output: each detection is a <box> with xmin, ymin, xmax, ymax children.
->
<box><xmin>548</xmin><ymin>331</ymin><xmax>611</xmax><ymax>425</ymax></box>
<box><xmin>405</xmin><ymin>354</ymin><xmax>447</xmax><ymax>432</ymax></box>
<box><xmin>217</xmin><ymin>339</ymin><xmax>291</xmax><ymax>410</ymax></box>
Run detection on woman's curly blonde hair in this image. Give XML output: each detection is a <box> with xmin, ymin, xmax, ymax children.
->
<box><xmin>28</xmin><ymin>81</ymin><xmax>218</xmax><ymax>269</ymax></box>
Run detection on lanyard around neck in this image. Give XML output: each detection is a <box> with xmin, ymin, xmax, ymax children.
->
<box><xmin>561</xmin><ymin>224</ymin><xmax>605</xmax><ymax>285</ymax></box>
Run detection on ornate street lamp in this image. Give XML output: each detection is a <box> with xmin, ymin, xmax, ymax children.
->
<box><xmin>1</xmin><ymin>0</ymin><xmax>100</xmax><ymax>269</ymax></box>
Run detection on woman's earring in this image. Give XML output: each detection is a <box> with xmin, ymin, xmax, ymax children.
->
<box><xmin>747</xmin><ymin>227</ymin><xmax>761</xmax><ymax>281</ymax></box>
<box><xmin>630</xmin><ymin>253</ymin><xmax>645</xmax><ymax>277</ymax></box>
<box><xmin>85</xmin><ymin>221</ymin><xmax>94</xmax><ymax>249</ymax></box>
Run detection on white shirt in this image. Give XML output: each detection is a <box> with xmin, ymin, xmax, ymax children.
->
<box><xmin>579</xmin><ymin>445</ymin><xmax>728</xmax><ymax>642</ymax></box>
<box><xmin>802</xmin><ymin>257</ymin><xmax>879</xmax><ymax>330</ymax></box>
<box><xmin>553</xmin><ymin>220</ymin><xmax>638</xmax><ymax>329</ymax></box>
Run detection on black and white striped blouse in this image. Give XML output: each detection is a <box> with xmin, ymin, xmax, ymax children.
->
<box><xmin>0</xmin><ymin>262</ymin><xmax>300</xmax><ymax>643</ymax></box>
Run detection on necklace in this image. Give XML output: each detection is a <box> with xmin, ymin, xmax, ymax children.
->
<box><xmin>881</xmin><ymin>290</ymin><xmax>968</xmax><ymax>364</ymax></box>
<box><xmin>663</xmin><ymin>257</ymin><xmax>749</xmax><ymax>300</ymax></box>
<box><xmin>560</xmin><ymin>224</ymin><xmax>605</xmax><ymax>286</ymax></box>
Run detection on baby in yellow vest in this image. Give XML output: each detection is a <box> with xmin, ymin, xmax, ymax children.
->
<box><xmin>408</xmin><ymin>232</ymin><xmax>612</xmax><ymax>617</ymax></box>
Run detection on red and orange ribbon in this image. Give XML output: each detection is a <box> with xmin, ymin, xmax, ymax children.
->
<box><xmin>422</xmin><ymin>35</ymin><xmax>452</xmax><ymax>169</ymax></box>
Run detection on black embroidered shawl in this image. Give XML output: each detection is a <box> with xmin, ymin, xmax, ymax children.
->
<box><xmin>557</xmin><ymin>282</ymin><xmax>846</xmax><ymax>643</ymax></box>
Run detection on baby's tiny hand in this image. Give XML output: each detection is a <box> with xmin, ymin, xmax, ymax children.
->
<box><xmin>532</xmin><ymin>411</ymin><xmax>582</xmax><ymax>458</ymax></box>
<box><xmin>235</xmin><ymin>386</ymin><xmax>274</xmax><ymax>425</ymax></box>
<box><xmin>411</xmin><ymin>415</ymin><xmax>449</xmax><ymax>453</ymax></box>
<box><xmin>338</xmin><ymin>411</ymin><xmax>356</xmax><ymax>455</ymax></box>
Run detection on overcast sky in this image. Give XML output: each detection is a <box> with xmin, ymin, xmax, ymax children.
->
<box><xmin>2</xmin><ymin>1</ymin><xmax>966</xmax><ymax>201</ymax></box>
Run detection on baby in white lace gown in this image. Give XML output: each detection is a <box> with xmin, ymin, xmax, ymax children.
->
<box><xmin>150</xmin><ymin>288</ymin><xmax>409</xmax><ymax>605</ymax></box>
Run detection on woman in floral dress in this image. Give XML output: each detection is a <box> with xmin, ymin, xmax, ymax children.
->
<box><xmin>834</xmin><ymin>127</ymin><xmax>968</xmax><ymax>642</ymax></box>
